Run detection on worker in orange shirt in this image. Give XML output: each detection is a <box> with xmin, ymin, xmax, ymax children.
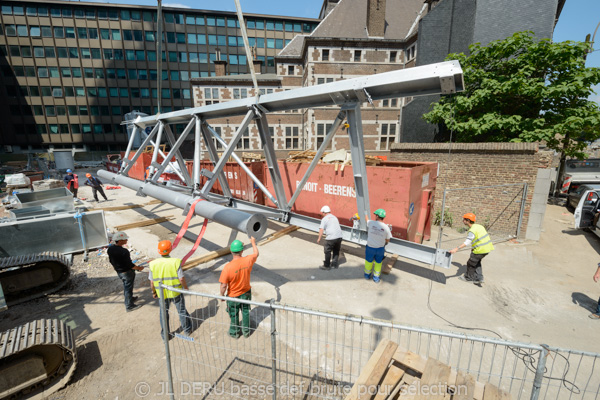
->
<box><xmin>219</xmin><ymin>237</ymin><xmax>259</xmax><ymax>338</ymax></box>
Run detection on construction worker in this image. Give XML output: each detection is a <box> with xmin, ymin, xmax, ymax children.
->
<box><xmin>219</xmin><ymin>237</ymin><xmax>259</xmax><ymax>338</ymax></box>
<box><xmin>450</xmin><ymin>213</ymin><xmax>494</xmax><ymax>287</ymax></box>
<box><xmin>63</xmin><ymin>169</ymin><xmax>79</xmax><ymax>198</ymax></box>
<box><xmin>317</xmin><ymin>205</ymin><xmax>343</xmax><ymax>270</ymax></box>
<box><xmin>364</xmin><ymin>209</ymin><xmax>391</xmax><ymax>283</ymax></box>
<box><xmin>107</xmin><ymin>231</ymin><xmax>144</xmax><ymax>312</ymax></box>
<box><xmin>590</xmin><ymin>263</ymin><xmax>600</xmax><ymax>319</ymax></box>
<box><xmin>149</xmin><ymin>240</ymin><xmax>193</xmax><ymax>339</ymax></box>
<box><xmin>84</xmin><ymin>173</ymin><xmax>108</xmax><ymax>202</ymax></box>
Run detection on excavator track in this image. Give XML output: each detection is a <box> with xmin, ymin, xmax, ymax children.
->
<box><xmin>0</xmin><ymin>319</ymin><xmax>77</xmax><ymax>399</ymax></box>
<box><xmin>0</xmin><ymin>253</ymin><xmax>71</xmax><ymax>306</ymax></box>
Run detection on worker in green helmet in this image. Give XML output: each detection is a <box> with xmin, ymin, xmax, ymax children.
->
<box><xmin>364</xmin><ymin>209</ymin><xmax>392</xmax><ymax>283</ymax></box>
<box><xmin>219</xmin><ymin>236</ymin><xmax>259</xmax><ymax>338</ymax></box>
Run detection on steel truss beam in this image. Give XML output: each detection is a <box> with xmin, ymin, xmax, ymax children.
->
<box><xmin>111</xmin><ymin>61</ymin><xmax>463</xmax><ymax>268</ymax></box>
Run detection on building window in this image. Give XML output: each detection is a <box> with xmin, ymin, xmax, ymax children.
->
<box><xmin>354</xmin><ymin>50</ymin><xmax>361</xmax><ymax>62</ymax></box>
<box><xmin>285</xmin><ymin>126</ymin><xmax>300</xmax><ymax>149</ymax></box>
<box><xmin>205</xmin><ymin>88</ymin><xmax>219</xmax><ymax>105</ymax></box>
<box><xmin>405</xmin><ymin>45</ymin><xmax>416</xmax><ymax>62</ymax></box>
<box><xmin>380</xmin><ymin>123</ymin><xmax>397</xmax><ymax>150</ymax></box>
<box><xmin>316</xmin><ymin>123</ymin><xmax>333</xmax><ymax>150</ymax></box>
<box><xmin>390</xmin><ymin>51</ymin><xmax>397</xmax><ymax>62</ymax></box>
<box><xmin>322</xmin><ymin>49</ymin><xmax>329</xmax><ymax>61</ymax></box>
<box><xmin>288</xmin><ymin>66</ymin><xmax>294</xmax><ymax>75</ymax></box>
<box><xmin>236</xmin><ymin>127</ymin><xmax>251</xmax><ymax>149</ymax></box>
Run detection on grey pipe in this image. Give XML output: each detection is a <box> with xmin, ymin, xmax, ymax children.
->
<box><xmin>98</xmin><ymin>170</ymin><xmax>267</xmax><ymax>239</ymax></box>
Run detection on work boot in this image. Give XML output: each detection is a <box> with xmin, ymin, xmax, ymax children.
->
<box><xmin>474</xmin><ymin>280</ymin><xmax>483</xmax><ymax>287</ymax></box>
<box><xmin>126</xmin><ymin>304</ymin><xmax>142</xmax><ymax>312</ymax></box>
<box><xmin>332</xmin><ymin>263</ymin><xmax>339</xmax><ymax>269</ymax></box>
<box><xmin>373</xmin><ymin>276</ymin><xmax>381</xmax><ymax>284</ymax></box>
<box><xmin>458</xmin><ymin>275</ymin><xmax>472</xmax><ymax>282</ymax></box>
<box><xmin>319</xmin><ymin>265</ymin><xmax>331</xmax><ymax>270</ymax></box>
<box><xmin>364</xmin><ymin>273</ymin><xmax>372</xmax><ymax>280</ymax></box>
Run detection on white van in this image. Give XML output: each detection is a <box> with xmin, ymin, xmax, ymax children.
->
<box><xmin>574</xmin><ymin>188</ymin><xmax>600</xmax><ymax>237</ymax></box>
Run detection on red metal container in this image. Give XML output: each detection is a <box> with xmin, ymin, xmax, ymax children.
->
<box><xmin>262</xmin><ymin>161</ymin><xmax>437</xmax><ymax>243</ymax></box>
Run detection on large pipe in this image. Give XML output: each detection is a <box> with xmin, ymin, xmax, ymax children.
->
<box><xmin>98</xmin><ymin>170</ymin><xmax>267</xmax><ymax>239</ymax></box>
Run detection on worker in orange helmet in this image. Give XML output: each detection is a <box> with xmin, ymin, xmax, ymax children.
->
<box><xmin>148</xmin><ymin>240</ymin><xmax>192</xmax><ymax>339</ymax></box>
<box><xmin>84</xmin><ymin>173</ymin><xmax>108</xmax><ymax>202</ymax></box>
<box><xmin>449</xmin><ymin>213</ymin><xmax>494</xmax><ymax>287</ymax></box>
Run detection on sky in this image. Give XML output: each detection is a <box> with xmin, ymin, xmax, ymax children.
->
<box><xmin>100</xmin><ymin>0</ymin><xmax>600</xmax><ymax>100</ymax></box>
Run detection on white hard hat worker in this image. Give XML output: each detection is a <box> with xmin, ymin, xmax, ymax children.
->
<box><xmin>113</xmin><ymin>231</ymin><xmax>129</xmax><ymax>242</ymax></box>
<box><xmin>320</xmin><ymin>205</ymin><xmax>331</xmax><ymax>214</ymax></box>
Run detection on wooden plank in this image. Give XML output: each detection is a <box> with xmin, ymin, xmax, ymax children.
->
<box><xmin>482</xmin><ymin>383</ymin><xmax>511</xmax><ymax>400</ymax></box>
<box><xmin>452</xmin><ymin>372</ymin><xmax>475</xmax><ymax>400</ymax></box>
<box><xmin>394</xmin><ymin>373</ymin><xmax>419</xmax><ymax>399</ymax></box>
<box><xmin>373</xmin><ymin>363</ymin><xmax>405</xmax><ymax>400</ymax></box>
<box><xmin>182</xmin><ymin>225</ymin><xmax>299</xmax><ymax>270</ymax></box>
<box><xmin>114</xmin><ymin>216</ymin><xmax>173</xmax><ymax>231</ymax></box>
<box><xmin>345</xmin><ymin>339</ymin><xmax>398</xmax><ymax>400</ymax></box>
<box><xmin>413</xmin><ymin>358</ymin><xmax>451</xmax><ymax>400</ymax></box>
<box><xmin>92</xmin><ymin>199</ymin><xmax>161</xmax><ymax>211</ymax></box>
<box><xmin>473</xmin><ymin>381</ymin><xmax>485</xmax><ymax>400</ymax></box>
<box><xmin>398</xmin><ymin>351</ymin><xmax>428</xmax><ymax>375</ymax></box>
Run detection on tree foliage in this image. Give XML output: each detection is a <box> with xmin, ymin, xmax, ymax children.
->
<box><xmin>424</xmin><ymin>31</ymin><xmax>600</xmax><ymax>159</ymax></box>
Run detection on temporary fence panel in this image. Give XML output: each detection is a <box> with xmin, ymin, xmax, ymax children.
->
<box><xmin>261</xmin><ymin>161</ymin><xmax>438</xmax><ymax>243</ymax></box>
<box><xmin>157</xmin><ymin>287</ymin><xmax>600</xmax><ymax>400</ymax></box>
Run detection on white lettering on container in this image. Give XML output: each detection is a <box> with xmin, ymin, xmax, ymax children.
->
<box><xmin>323</xmin><ymin>184</ymin><xmax>356</xmax><ymax>198</ymax></box>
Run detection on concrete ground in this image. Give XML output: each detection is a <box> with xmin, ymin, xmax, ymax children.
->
<box><xmin>1</xmin><ymin>176</ymin><xmax>599</xmax><ymax>399</ymax></box>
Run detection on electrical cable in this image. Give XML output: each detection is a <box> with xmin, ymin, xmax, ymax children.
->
<box><xmin>428</xmin><ymin>94</ymin><xmax>580</xmax><ymax>394</ymax></box>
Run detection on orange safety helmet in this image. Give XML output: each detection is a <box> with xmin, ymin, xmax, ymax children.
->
<box><xmin>463</xmin><ymin>213</ymin><xmax>476</xmax><ymax>223</ymax></box>
<box><xmin>158</xmin><ymin>240</ymin><xmax>172</xmax><ymax>255</ymax></box>
<box><xmin>86</xmin><ymin>173</ymin><xmax>92</xmax><ymax>178</ymax></box>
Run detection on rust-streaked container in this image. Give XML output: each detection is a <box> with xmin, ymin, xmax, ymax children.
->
<box><xmin>184</xmin><ymin>161</ymin><xmax>265</xmax><ymax>204</ymax></box>
<box><xmin>262</xmin><ymin>161</ymin><xmax>437</xmax><ymax>243</ymax></box>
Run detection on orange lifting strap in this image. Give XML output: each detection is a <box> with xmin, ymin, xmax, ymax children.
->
<box><xmin>172</xmin><ymin>198</ymin><xmax>209</xmax><ymax>265</ymax></box>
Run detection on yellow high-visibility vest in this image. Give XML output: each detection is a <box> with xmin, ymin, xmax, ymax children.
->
<box><xmin>469</xmin><ymin>224</ymin><xmax>494</xmax><ymax>254</ymax></box>
<box><xmin>149</xmin><ymin>257</ymin><xmax>182</xmax><ymax>299</ymax></box>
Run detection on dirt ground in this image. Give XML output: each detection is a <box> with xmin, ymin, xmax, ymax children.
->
<box><xmin>1</xmin><ymin>172</ymin><xmax>599</xmax><ymax>399</ymax></box>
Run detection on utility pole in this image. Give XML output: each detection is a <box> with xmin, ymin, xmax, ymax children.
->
<box><xmin>156</xmin><ymin>0</ymin><xmax>163</xmax><ymax>115</ymax></box>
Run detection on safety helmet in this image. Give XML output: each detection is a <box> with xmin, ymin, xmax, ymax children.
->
<box><xmin>351</xmin><ymin>213</ymin><xmax>360</xmax><ymax>220</ymax></box>
<box><xmin>66</xmin><ymin>169</ymin><xmax>73</xmax><ymax>173</ymax></box>
<box><xmin>320</xmin><ymin>205</ymin><xmax>331</xmax><ymax>213</ymax></box>
<box><xmin>86</xmin><ymin>173</ymin><xmax>92</xmax><ymax>178</ymax></box>
<box><xmin>113</xmin><ymin>231</ymin><xmax>129</xmax><ymax>242</ymax></box>
<box><xmin>374</xmin><ymin>209</ymin><xmax>386</xmax><ymax>219</ymax></box>
<box><xmin>158</xmin><ymin>240</ymin><xmax>172</xmax><ymax>255</ymax></box>
<box><xmin>230</xmin><ymin>240</ymin><xmax>244</xmax><ymax>253</ymax></box>
<box><xmin>463</xmin><ymin>213</ymin><xmax>476</xmax><ymax>223</ymax></box>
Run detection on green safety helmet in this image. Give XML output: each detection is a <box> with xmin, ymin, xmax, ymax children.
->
<box><xmin>230</xmin><ymin>240</ymin><xmax>244</xmax><ymax>253</ymax></box>
<box><xmin>374</xmin><ymin>209</ymin><xmax>386</xmax><ymax>219</ymax></box>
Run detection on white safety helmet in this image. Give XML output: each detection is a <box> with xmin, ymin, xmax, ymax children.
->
<box><xmin>113</xmin><ymin>231</ymin><xmax>129</xmax><ymax>242</ymax></box>
<box><xmin>320</xmin><ymin>205</ymin><xmax>331</xmax><ymax>213</ymax></box>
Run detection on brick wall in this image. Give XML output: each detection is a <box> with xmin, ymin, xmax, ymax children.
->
<box><xmin>390</xmin><ymin>142</ymin><xmax>553</xmax><ymax>237</ymax></box>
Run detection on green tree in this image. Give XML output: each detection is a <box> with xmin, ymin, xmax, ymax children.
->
<box><xmin>424</xmin><ymin>32</ymin><xmax>600</xmax><ymax>189</ymax></box>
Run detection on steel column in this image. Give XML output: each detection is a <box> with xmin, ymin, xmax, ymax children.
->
<box><xmin>269</xmin><ymin>299</ymin><xmax>277</xmax><ymax>400</ymax></box>
<box><xmin>256</xmin><ymin>112</ymin><xmax>287</xmax><ymax>209</ymax></box>
<box><xmin>204</xmin><ymin>123</ymin><xmax>277</xmax><ymax>205</ymax></box>
<box><xmin>200</xmin><ymin>120</ymin><xmax>233</xmax><ymax>198</ymax></box>
<box><xmin>158</xmin><ymin>284</ymin><xmax>176</xmax><ymax>400</ymax></box>
<box><xmin>345</xmin><ymin>103</ymin><xmax>370</xmax><ymax>230</ymax></box>
<box><xmin>193</xmin><ymin>117</ymin><xmax>202</xmax><ymax>190</ymax></box>
<box><xmin>161</xmin><ymin>124</ymin><xmax>193</xmax><ymax>187</ymax></box>
<box><xmin>99</xmin><ymin>170</ymin><xmax>267</xmax><ymax>239</ymax></box>
<box><xmin>121</xmin><ymin>124</ymin><xmax>159</xmax><ymax>175</ymax></box>
<box><xmin>150</xmin><ymin>121</ymin><xmax>194</xmax><ymax>186</ymax></box>
<box><xmin>530</xmin><ymin>346</ymin><xmax>548</xmax><ymax>400</ymax></box>
<box><xmin>288</xmin><ymin>110</ymin><xmax>345</xmax><ymax>210</ymax></box>
<box><xmin>200</xmin><ymin>110</ymin><xmax>255</xmax><ymax>197</ymax></box>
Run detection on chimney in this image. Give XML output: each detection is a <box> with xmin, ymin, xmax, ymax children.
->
<box><xmin>366</xmin><ymin>0</ymin><xmax>386</xmax><ymax>37</ymax></box>
<box><xmin>214</xmin><ymin>60</ymin><xmax>228</xmax><ymax>77</ymax></box>
<box><xmin>252</xmin><ymin>59</ymin><xmax>263</xmax><ymax>74</ymax></box>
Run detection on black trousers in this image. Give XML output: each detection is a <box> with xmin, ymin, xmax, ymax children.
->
<box><xmin>465</xmin><ymin>252</ymin><xmax>488</xmax><ymax>282</ymax></box>
<box><xmin>68</xmin><ymin>186</ymin><xmax>78</xmax><ymax>198</ymax></box>
<box><xmin>92</xmin><ymin>186</ymin><xmax>107</xmax><ymax>201</ymax></box>
<box><xmin>324</xmin><ymin>238</ymin><xmax>342</xmax><ymax>268</ymax></box>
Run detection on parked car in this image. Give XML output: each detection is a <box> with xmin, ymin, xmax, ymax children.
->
<box><xmin>573</xmin><ymin>186</ymin><xmax>600</xmax><ymax>236</ymax></box>
<box><xmin>567</xmin><ymin>184</ymin><xmax>600</xmax><ymax>211</ymax></box>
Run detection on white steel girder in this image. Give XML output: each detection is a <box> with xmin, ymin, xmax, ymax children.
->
<box><xmin>108</xmin><ymin>61</ymin><xmax>464</xmax><ymax>268</ymax></box>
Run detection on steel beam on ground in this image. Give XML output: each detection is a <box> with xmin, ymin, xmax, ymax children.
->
<box><xmin>126</xmin><ymin>61</ymin><xmax>463</xmax><ymax>126</ymax></box>
<box><xmin>98</xmin><ymin>170</ymin><xmax>267</xmax><ymax>239</ymax></box>
<box><xmin>200</xmin><ymin>120</ymin><xmax>233</xmax><ymax>198</ymax></box>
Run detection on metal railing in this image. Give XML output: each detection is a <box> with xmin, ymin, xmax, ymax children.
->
<box><xmin>157</xmin><ymin>285</ymin><xmax>600</xmax><ymax>399</ymax></box>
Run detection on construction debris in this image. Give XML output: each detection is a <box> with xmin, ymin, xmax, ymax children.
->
<box><xmin>32</xmin><ymin>179</ymin><xmax>65</xmax><ymax>191</ymax></box>
<box><xmin>241</xmin><ymin>152</ymin><xmax>264</xmax><ymax>162</ymax></box>
<box><xmin>286</xmin><ymin>149</ymin><xmax>383</xmax><ymax>166</ymax></box>
<box><xmin>114</xmin><ymin>216</ymin><xmax>174</xmax><ymax>231</ymax></box>
<box><xmin>345</xmin><ymin>339</ymin><xmax>512</xmax><ymax>400</ymax></box>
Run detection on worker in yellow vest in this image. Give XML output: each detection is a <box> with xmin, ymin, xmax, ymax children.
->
<box><xmin>149</xmin><ymin>240</ymin><xmax>192</xmax><ymax>339</ymax></box>
<box><xmin>450</xmin><ymin>213</ymin><xmax>494</xmax><ymax>287</ymax></box>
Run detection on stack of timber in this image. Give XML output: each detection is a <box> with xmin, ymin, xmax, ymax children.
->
<box><xmin>345</xmin><ymin>339</ymin><xmax>512</xmax><ymax>400</ymax></box>
<box><xmin>241</xmin><ymin>152</ymin><xmax>264</xmax><ymax>162</ymax></box>
<box><xmin>285</xmin><ymin>149</ymin><xmax>382</xmax><ymax>168</ymax></box>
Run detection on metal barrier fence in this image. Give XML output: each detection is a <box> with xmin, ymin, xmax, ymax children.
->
<box><xmin>157</xmin><ymin>285</ymin><xmax>600</xmax><ymax>400</ymax></box>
